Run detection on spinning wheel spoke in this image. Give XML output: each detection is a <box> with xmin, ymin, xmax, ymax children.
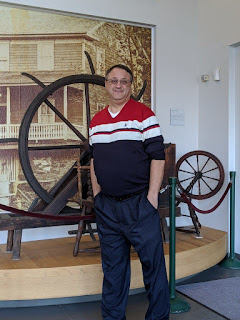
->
<box><xmin>43</xmin><ymin>98</ymin><xmax>87</xmax><ymax>142</ymax></box>
<box><xmin>176</xmin><ymin>150</ymin><xmax>224</xmax><ymax>200</ymax></box>
<box><xmin>178</xmin><ymin>169</ymin><xmax>195</xmax><ymax>175</ymax></box>
<box><xmin>184</xmin><ymin>159</ymin><xmax>197</xmax><ymax>173</ymax></box>
<box><xmin>201</xmin><ymin>175</ymin><xmax>220</xmax><ymax>182</ymax></box>
<box><xmin>196</xmin><ymin>154</ymin><xmax>202</xmax><ymax>195</ymax></box>
<box><xmin>200</xmin><ymin>156</ymin><xmax>211</xmax><ymax>172</ymax></box>
<box><xmin>202</xmin><ymin>166</ymin><xmax>219</xmax><ymax>175</ymax></box>
<box><xmin>179</xmin><ymin>176</ymin><xmax>196</xmax><ymax>183</ymax></box>
<box><xmin>200</xmin><ymin>177</ymin><xmax>214</xmax><ymax>192</ymax></box>
<box><xmin>22</xmin><ymin>72</ymin><xmax>86</xmax><ymax>142</ymax></box>
<box><xmin>197</xmin><ymin>154</ymin><xmax>200</xmax><ymax>172</ymax></box>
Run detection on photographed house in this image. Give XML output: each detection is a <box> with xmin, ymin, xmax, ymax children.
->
<box><xmin>0</xmin><ymin>8</ymin><xmax>151</xmax><ymax>209</ymax></box>
<box><xmin>0</xmin><ymin>32</ymin><xmax>99</xmax><ymax>207</ymax></box>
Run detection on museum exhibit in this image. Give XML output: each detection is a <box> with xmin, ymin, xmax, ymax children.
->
<box><xmin>0</xmin><ymin>1</ymin><xmax>239</xmax><ymax>320</ymax></box>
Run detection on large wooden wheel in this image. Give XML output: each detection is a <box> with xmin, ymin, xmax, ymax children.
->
<box><xmin>18</xmin><ymin>74</ymin><xmax>105</xmax><ymax>204</ymax></box>
<box><xmin>18</xmin><ymin>65</ymin><xmax>146</xmax><ymax>204</ymax></box>
<box><xmin>176</xmin><ymin>150</ymin><xmax>224</xmax><ymax>200</ymax></box>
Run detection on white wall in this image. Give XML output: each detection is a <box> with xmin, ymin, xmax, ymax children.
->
<box><xmin>197</xmin><ymin>0</ymin><xmax>240</xmax><ymax>253</ymax></box>
<box><xmin>233</xmin><ymin>46</ymin><xmax>240</xmax><ymax>255</ymax></box>
<box><xmin>0</xmin><ymin>0</ymin><xmax>199</xmax><ymax>243</ymax></box>
<box><xmin>3</xmin><ymin>0</ymin><xmax>240</xmax><ymax>252</ymax></box>
<box><xmin>2</xmin><ymin>0</ymin><xmax>240</xmax><ymax>253</ymax></box>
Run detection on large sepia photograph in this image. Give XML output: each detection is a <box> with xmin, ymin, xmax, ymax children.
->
<box><xmin>0</xmin><ymin>5</ymin><xmax>152</xmax><ymax>210</ymax></box>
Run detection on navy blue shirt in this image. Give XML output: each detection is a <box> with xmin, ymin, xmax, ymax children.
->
<box><xmin>89</xmin><ymin>99</ymin><xmax>165</xmax><ymax>196</ymax></box>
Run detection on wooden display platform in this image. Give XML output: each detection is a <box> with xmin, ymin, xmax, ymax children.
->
<box><xmin>0</xmin><ymin>226</ymin><xmax>227</xmax><ymax>301</ymax></box>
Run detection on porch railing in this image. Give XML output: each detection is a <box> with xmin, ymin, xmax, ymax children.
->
<box><xmin>0</xmin><ymin>123</ymin><xmax>85</xmax><ymax>141</ymax></box>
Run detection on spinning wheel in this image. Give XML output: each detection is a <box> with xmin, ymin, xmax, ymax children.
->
<box><xmin>16</xmin><ymin>53</ymin><xmax>147</xmax><ymax>255</ymax></box>
<box><xmin>176</xmin><ymin>150</ymin><xmax>224</xmax><ymax>200</ymax></box>
<box><xmin>0</xmin><ymin>52</ymin><xmax>148</xmax><ymax>259</ymax></box>
<box><xmin>19</xmin><ymin>54</ymin><xmax>146</xmax><ymax>205</ymax></box>
<box><xmin>18</xmin><ymin>73</ymin><xmax>105</xmax><ymax>204</ymax></box>
<box><xmin>176</xmin><ymin>150</ymin><xmax>225</xmax><ymax>235</ymax></box>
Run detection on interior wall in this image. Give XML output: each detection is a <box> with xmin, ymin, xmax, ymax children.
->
<box><xmin>233</xmin><ymin>46</ymin><xmax>240</xmax><ymax>254</ymax></box>
<box><xmin>0</xmin><ymin>0</ymin><xmax>198</xmax><ymax>243</ymax></box>
<box><xmin>6</xmin><ymin>0</ymin><xmax>239</xmax><ymax>252</ymax></box>
<box><xmin>197</xmin><ymin>0</ymin><xmax>240</xmax><ymax>253</ymax></box>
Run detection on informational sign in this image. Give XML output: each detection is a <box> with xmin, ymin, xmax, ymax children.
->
<box><xmin>170</xmin><ymin>108</ymin><xmax>185</xmax><ymax>126</ymax></box>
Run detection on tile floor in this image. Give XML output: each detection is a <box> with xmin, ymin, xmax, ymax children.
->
<box><xmin>1</xmin><ymin>258</ymin><xmax>240</xmax><ymax>319</ymax></box>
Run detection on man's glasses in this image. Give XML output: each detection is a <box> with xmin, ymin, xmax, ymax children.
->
<box><xmin>105</xmin><ymin>79</ymin><xmax>132</xmax><ymax>86</ymax></box>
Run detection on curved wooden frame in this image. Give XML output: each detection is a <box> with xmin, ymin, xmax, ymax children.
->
<box><xmin>176</xmin><ymin>150</ymin><xmax>225</xmax><ymax>200</ymax></box>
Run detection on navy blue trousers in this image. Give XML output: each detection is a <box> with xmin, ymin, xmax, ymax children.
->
<box><xmin>94</xmin><ymin>190</ymin><xmax>170</xmax><ymax>320</ymax></box>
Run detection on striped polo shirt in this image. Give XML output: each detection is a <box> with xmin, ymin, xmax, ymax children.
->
<box><xmin>89</xmin><ymin>98</ymin><xmax>165</xmax><ymax>197</ymax></box>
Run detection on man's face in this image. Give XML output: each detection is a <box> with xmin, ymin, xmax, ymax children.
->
<box><xmin>105</xmin><ymin>68</ymin><xmax>132</xmax><ymax>104</ymax></box>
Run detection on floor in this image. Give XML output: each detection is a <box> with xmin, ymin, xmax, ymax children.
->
<box><xmin>0</xmin><ymin>257</ymin><xmax>240</xmax><ymax>320</ymax></box>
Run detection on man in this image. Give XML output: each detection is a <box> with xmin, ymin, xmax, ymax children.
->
<box><xmin>89</xmin><ymin>64</ymin><xmax>169</xmax><ymax>320</ymax></box>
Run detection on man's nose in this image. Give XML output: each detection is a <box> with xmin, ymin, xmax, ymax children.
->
<box><xmin>115</xmin><ymin>81</ymin><xmax>122</xmax><ymax>87</ymax></box>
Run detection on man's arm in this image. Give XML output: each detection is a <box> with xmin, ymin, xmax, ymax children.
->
<box><xmin>90</xmin><ymin>158</ymin><xmax>101</xmax><ymax>197</ymax></box>
<box><xmin>147</xmin><ymin>159</ymin><xmax>165</xmax><ymax>209</ymax></box>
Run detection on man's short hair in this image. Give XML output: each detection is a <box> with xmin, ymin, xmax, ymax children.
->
<box><xmin>105</xmin><ymin>64</ymin><xmax>133</xmax><ymax>83</ymax></box>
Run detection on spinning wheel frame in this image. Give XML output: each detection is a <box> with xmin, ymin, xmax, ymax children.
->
<box><xmin>176</xmin><ymin>150</ymin><xmax>224</xmax><ymax>200</ymax></box>
<box><xmin>18</xmin><ymin>74</ymin><xmax>105</xmax><ymax>204</ymax></box>
<box><xmin>19</xmin><ymin>69</ymin><xmax>147</xmax><ymax>205</ymax></box>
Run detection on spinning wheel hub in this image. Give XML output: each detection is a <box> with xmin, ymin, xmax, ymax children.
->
<box><xmin>196</xmin><ymin>171</ymin><xmax>203</xmax><ymax>179</ymax></box>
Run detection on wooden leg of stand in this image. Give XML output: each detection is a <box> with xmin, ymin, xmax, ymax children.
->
<box><xmin>6</xmin><ymin>230</ymin><xmax>14</xmax><ymax>252</ymax></box>
<box><xmin>12</xmin><ymin>229</ymin><xmax>22</xmax><ymax>260</ymax></box>
<box><xmin>189</xmin><ymin>206</ymin><xmax>201</xmax><ymax>235</ymax></box>
<box><xmin>73</xmin><ymin>220</ymin><xmax>86</xmax><ymax>256</ymax></box>
<box><xmin>73</xmin><ymin>207</ymin><xmax>86</xmax><ymax>257</ymax></box>
<box><xmin>86</xmin><ymin>222</ymin><xmax>97</xmax><ymax>241</ymax></box>
<box><xmin>195</xmin><ymin>212</ymin><xmax>202</xmax><ymax>229</ymax></box>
